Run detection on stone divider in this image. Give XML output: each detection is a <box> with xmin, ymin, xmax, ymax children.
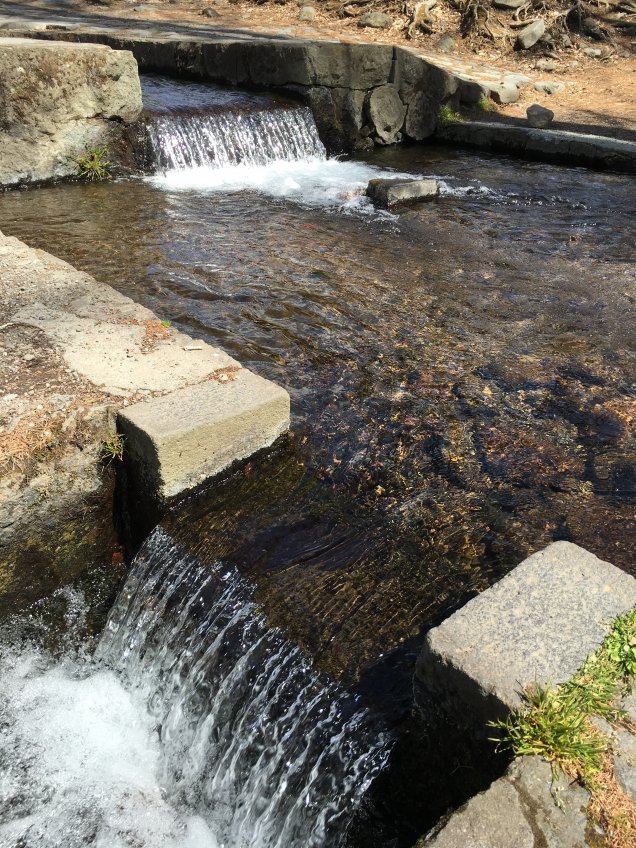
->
<box><xmin>3</xmin><ymin>27</ymin><xmax>465</xmax><ymax>152</ymax></box>
<box><xmin>436</xmin><ymin>119</ymin><xmax>636</xmax><ymax>173</ymax></box>
<box><xmin>415</xmin><ymin>542</ymin><xmax>636</xmax><ymax>846</ymax></box>
<box><xmin>0</xmin><ymin>230</ymin><xmax>290</xmax><ymax>602</ymax></box>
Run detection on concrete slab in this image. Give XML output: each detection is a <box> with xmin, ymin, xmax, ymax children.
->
<box><xmin>417</xmin><ymin>542</ymin><xmax>636</xmax><ymax>723</ymax></box>
<box><xmin>118</xmin><ymin>370</ymin><xmax>290</xmax><ymax>500</ymax></box>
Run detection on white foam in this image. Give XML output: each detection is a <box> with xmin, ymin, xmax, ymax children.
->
<box><xmin>148</xmin><ymin>157</ymin><xmax>412</xmax><ymax>211</ymax></box>
<box><xmin>0</xmin><ymin>645</ymin><xmax>219</xmax><ymax>848</ymax></box>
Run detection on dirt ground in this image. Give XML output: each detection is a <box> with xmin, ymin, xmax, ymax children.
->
<box><xmin>76</xmin><ymin>0</ymin><xmax>636</xmax><ymax>137</ymax></box>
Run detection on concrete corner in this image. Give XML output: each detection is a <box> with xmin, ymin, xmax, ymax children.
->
<box><xmin>417</xmin><ymin>542</ymin><xmax>636</xmax><ymax>725</ymax></box>
<box><xmin>118</xmin><ymin>369</ymin><xmax>290</xmax><ymax>501</ymax></box>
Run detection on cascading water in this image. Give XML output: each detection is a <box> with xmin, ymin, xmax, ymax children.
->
<box><xmin>147</xmin><ymin>108</ymin><xmax>327</xmax><ymax>171</ymax></box>
<box><xmin>0</xmin><ymin>528</ymin><xmax>389</xmax><ymax>848</ymax></box>
<box><xmin>141</xmin><ymin>76</ymin><xmax>412</xmax><ymax>207</ymax></box>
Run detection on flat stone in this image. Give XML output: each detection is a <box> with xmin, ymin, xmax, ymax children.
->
<box><xmin>527</xmin><ymin>103</ymin><xmax>554</xmax><ymax>127</ymax></box>
<box><xmin>517</xmin><ymin>19</ymin><xmax>545</xmax><ymax>49</ymax></box>
<box><xmin>492</xmin><ymin>0</ymin><xmax>526</xmax><ymax>8</ymax></box>
<box><xmin>536</xmin><ymin>58</ymin><xmax>556</xmax><ymax>71</ymax></box>
<box><xmin>358</xmin><ymin>11</ymin><xmax>393</xmax><ymax>28</ymax></box>
<box><xmin>534</xmin><ymin>80</ymin><xmax>565</xmax><ymax>95</ymax></box>
<box><xmin>366</xmin><ymin>178</ymin><xmax>439</xmax><ymax>208</ymax></box>
<box><xmin>582</xmin><ymin>47</ymin><xmax>602</xmax><ymax>58</ymax></box>
<box><xmin>417</xmin><ymin>542</ymin><xmax>636</xmax><ymax>724</ymax></box>
<box><xmin>422</xmin><ymin>776</ymin><xmax>534</xmax><ymax>847</ymax></box>
<box><xmin>118</xmin><ymin>370</ymin><xmax>290</xmax><ymax>500</ymax></box>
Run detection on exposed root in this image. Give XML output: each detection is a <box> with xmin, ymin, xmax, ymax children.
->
<box><xmin>405</xmin><ymin>0</ymin><xmax>437</xmax><ymax>36</ymax></box>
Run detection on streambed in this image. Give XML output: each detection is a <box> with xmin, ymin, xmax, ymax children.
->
<box><xmin>0</xmin><ymin>77</ymin><xmax>634</xmax><ymax>848</ymax></box>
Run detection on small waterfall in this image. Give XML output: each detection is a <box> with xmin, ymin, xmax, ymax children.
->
<box><xmin>147</xmin><ymin>107</ymin><xmax>327</xmax><ymax>172</ymax></box>
<box><xmin>93</xmin><ymin>527</ymin><xmax>389</xmax><ymax>847</ymax></box>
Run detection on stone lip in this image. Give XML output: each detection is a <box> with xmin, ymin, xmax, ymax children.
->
<box><xmin>436</xmin><ymin>119</ymin><xmax>636</xmax><ymax>172</ymax></box>
<box><xmin>366</xmin><ymin>177</ymin><xmax>439</xmax><ymax>207</ymax></box>
<box><xmin>0</xmin><ymin>37</ymin><xmax>142</xmax><ymax>186</ymax></box>
<box><xmin>417</xmin><ymin>542</ymin><xmax>636</xmax><ymax>722</ymax></box>
<box><xmin>118</xmin><ymin>371</ymin><xmax>290</xmax><ymax>501</ymax></box>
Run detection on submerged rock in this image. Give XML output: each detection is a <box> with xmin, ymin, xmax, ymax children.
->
<box><xmin>366</xmin><ymin>178</ymin><xmax>439</xmax><ymax>208</ymax></box>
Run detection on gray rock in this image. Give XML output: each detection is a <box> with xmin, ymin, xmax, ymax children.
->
<box><xmin>535</xmin><ymin>58</ymin><xmax>556</xmax><ymax>71</ymax></box>
<box><xmin>201</xmin><ymin>7</ymin><xmax>221</xmax><ymax>17</ymax></box>
<box><xmin>0</xmin><ymin>37</ymin><xmax>142</xmax><ymax>186</ymax></box>
<box><xmin>534</xmin><ymin>80</ymin><xmax>565</xmax><ymax>95</ymax></box>
<box><xmin>365</xmin><ymin>83</ymin><xmax>407</xmax><ymax>144</ymax></box>
<box><xmin>435</xmin><ymin>34</ymin><xmax>456</xmax><ymax>53</ymax></box>
<box><xmin>416</xmin><ymin>542</ymin><xmax>636</xmax><ymax>727</ymax></box>
<box><xmin>423</xmin><ymin>778</ymin><xmax>534</xmax><ymax>847</ymax></box>
<box><xmin>366</xmin><ymin>178</ymin><xmax>439</xmax><ymax>208</ymax></box>
<box><xmin>491</xmin><ymin>81</ymin><xmax>520</xmax><ymax>104</ymax></box>
<box><xmin>582</xmin><ymin>46</ymin><xmax>602</xmax><ymax>58</ymax></box>
<box><xmin>527</xmin><ymin>103</ymin><xmax>554</xmax><ymax>127</ymax></box>
<box><xmin>422</xmin><ymin>756</ymin><xmax>590</xmax><ymax>848</ymax></box>
<box><xmin>396</xmin><ymin>48</ymin><xmax>459</xmax><ymax>140</ymax></box>
<box><xmin>358</xmin><ymin>11</ymin><xmax>393</xmax><ymax>28</ymax></box>
<box><xmin>298</xmin><ymin>5</ymin><xmax>316</xmax><ymax>20</ymax></box>
<box><xmin>503</xmin><ymin>72</ymin><xmax>531</xmax><ymax>87</ymax></box>
<box><xmin>517</xmin><ymin>19</ymin><xmax>545</xmax><ymax>49</ymax></box>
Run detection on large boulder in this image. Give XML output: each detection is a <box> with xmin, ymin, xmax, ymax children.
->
<box><xmin>365</xmin><ymin>83</ymin><xmax>407</xmax><ymax>144</ymax></box>
<box><xmin>0</xmin><ymin>37</ymin><xmax>142</xmax><ymax>186</ymax></box>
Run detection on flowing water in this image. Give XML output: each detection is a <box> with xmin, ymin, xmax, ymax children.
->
<box><xmin>0</xmin><ymin>76</ymin><xmax>635</xmax><ymax>847</ymax></box>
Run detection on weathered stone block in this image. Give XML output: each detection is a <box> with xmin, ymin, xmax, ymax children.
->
<box><xmin>417</xmin><ymin>542</ymin><xmax>636</xmax><ymax>726</ymax></box>
<box><xmin>118</xmin><ymin>371</ymin><xmax>290</xmax><ymax>501</ymax></box>
<box><xmin>365</xmin><ymin>83</ymin><xmax>407</xmax><ymax>143</ymax></box>
<box><xmin>0</xmin><ymin>37</ymin><xmax>142</xmax><ymax>186</ymax></box>
<box><xmin>366</xmin><ymin>178</ymin><xmax>439</xmax><ymax>208</ymax></box>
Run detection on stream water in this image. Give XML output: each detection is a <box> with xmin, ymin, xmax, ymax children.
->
<box><xmin>0</xmin><ymin>76</ymin><xmax>634</xmax><ymax>847</ymax></box>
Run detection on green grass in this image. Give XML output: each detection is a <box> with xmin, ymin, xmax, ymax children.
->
<box><xmin>437</xmin><ymin>104</ymin><xmax>463</xmax><ymax>126</ymax></box>
<box><xmin>100</xmin><ymin>433</ymin><xmax>125</xmax><ymax>464</ymax></box>
<box><xmin>476</xmin><ymin>96</ymin><xmax>495</xmax><ymax>113</ymax></box>
<box><xmin>490</xmin><ymin>609</ymin><xmax>636</xmax><ymax>780</ymax></box>
<box><xmin>160</xmin><ymin>319</ymin><xmax>172</xmax><ymax>328</ymax></box>
<box><xmin>76</xmin><ymin>146</ymin><xmax>111</xmax><ymax>182</ymax></box>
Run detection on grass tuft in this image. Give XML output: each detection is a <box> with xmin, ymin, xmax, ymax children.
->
<box><xmin>490</xmin><ymin>609</ymin><xmax>636</xmax><ymax>847</ymax></box>
<box><xmin>101</xmin><ymin>433</ymin><xmax>125</xmax><ymax>464</ymax></box>
<box><xmin>437</xmin><ymin>104</ymin><xmax>463</xmax><ymax>126</ymax></box>
<box><xmin>76</xmin><ymin>146</ymin><xmax>111</xmax><ymax>182</ymax></box>
<box><xmin>476</xmin><ymin>96</ymin><xmax>495</xmax><ymax>112</ymax></box>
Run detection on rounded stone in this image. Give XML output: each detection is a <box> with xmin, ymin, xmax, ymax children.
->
<box><xmin>365</xmin><ymin>84</ymin><xmax>407</xmax><ymax>144</ymax></box>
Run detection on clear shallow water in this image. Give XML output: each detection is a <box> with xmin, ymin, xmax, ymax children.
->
<box><xmin>0</xmin><ymin>77</ymin><xmax>635</xmax><ymax>848</ymax></box>
<box><xmin>1</xmin><ymin>117</ymin><xmax>634</xmax><ymax>681</ymax></box>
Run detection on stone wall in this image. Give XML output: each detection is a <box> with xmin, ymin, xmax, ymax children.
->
<box><xmin>0</xmin><ymin>37</ymin><xmax>142</xmax><ymax>186</ymax></box>
<box><xmin>7</xmin><ymin>31</ymin><xmax>462</xmax><ymax>153</ymax></box>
